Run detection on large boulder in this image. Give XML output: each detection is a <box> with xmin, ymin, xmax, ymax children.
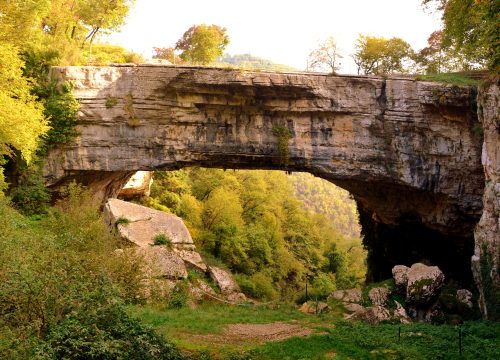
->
<box><xmin>392</xmin><ymin>265</ymin><xmax>410</xmax><ymax>292</ymax></box>
<box><xmin>393</xmin><ymin>301</ymin><xmax>411</xmax><ymax>324</ymax></box>
<box><xmin>406</xmin><ymin>263</ymin><xmax>445</xmax><ymax>305</ymax></box>
<box><xmin>104</xmin><ymin>198</ymin><xmax>194</xmax><ymax>248</ymax></box>
<box><xmin>139</xmin><ymin>246</ymin><xmax>187</xmax><ymax>280</ymax></box>
<box><xmin>208</xmin><ymin>266</ymin><xmax>241</xmax><ymax>294</ymax></box>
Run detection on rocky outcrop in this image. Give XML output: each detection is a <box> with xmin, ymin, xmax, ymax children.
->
<box><xmin>473</xmin><ymin>78</ymin><xmax>500</xmax><ymax>320</ymax></box>
<box><xmin>406</xmin><ymin>263</ymin><xmax>445</xmax><ymax>305</ymax></box>
<box><xmin>208</xmin><ymin>266</ymin><xmax>246</xmax><ymax>302</ymax></box>
<box><xmin>104</xmin><ymin>198</ymin><xmax>194</xmax><ymax>248</ymax></box>
<box><xmin>44</xmin><ymin>65</ymin><xmax>494</xmax><ymax>305</ymax></box>
<box><xmin>45</xmin><ymin>66</ymin><xmax>483</xmax><ymax>239</ymax></box>
<box><xmin>392</xmin><ymin>265</ymin><xmax>410</xmax><ymax>292</ymax></box>
<box><xmin>118</xmin><ymin>171</ymin><xmax>153</xmax><ymax>200</ymax></box>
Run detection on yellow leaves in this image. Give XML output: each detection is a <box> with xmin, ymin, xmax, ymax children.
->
<box><xmin>0</xmin><ymin>42</ymin><xmax>48</xmax><ymax>177</ymax></box>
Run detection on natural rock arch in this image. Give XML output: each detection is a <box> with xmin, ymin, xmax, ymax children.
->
<box><xmin>44</xmin><ymin>65</ymin><xmax>485</xmax><ymax>286</ymax></box>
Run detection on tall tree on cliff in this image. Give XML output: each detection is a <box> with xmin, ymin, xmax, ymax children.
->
<box><xmin>352</xmin><ymin>34</ymin><xmax>413</xmax><ymax>75</ymax></box>
<box><xmin>175</xmin><ymin>24</ymin><xmax>230</xmax><ymax>65</ymax></box>
<box><xmin>422</xmin><ymin>0</ymin><xmax>499</xmax><ymax>72</ymax></box>
<box><xmin>307</xmin><ymin>36</ymin><xmax>343</xmax><ymax>74</ymax></box>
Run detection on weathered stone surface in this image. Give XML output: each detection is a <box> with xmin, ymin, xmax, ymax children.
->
<box><xmin>139</xmin><ymin>246</ymin><xmax>188</xmax><ymax>280</ymax></box>
<box><xmin>393</xmin><ymin>301</ymin><xmax>411</xmax><ymax>324</ymax></box>
<box><xmin>43</xmin><ymin>66</ymin><xmax>500</xmax><ymax>313</ymax></box>
<box><xmin>346</xmin><ymin>305</ymin><xmax>391</xmax><ymax>324</ymax></box>
<box><xmin>104</xmin><ymin>198</ymin><xmax>194</xmax><ymax>247</ymax></box>
<box><xmin>175</xmin><ymin>249</ymin><xmax>207</xmax><ymax>272</ymax></box>
<box><xmin>328</xmin><ymin>288</ymin><xmax>363</xmax><ymax>303</ymax></box>
<box><xmin>344</xmin><ymin>303</ymin><xmax>365</xmax><ymax>313</ymax></box>
<box><xmin>188</xmin><ymin>281</ymin><xmax>216</xmax><ymax>301</ymax></box>
<box><xmin>473</xmin><ymin>78</ymin><xmax>500</xmax><ymax>320</ymax></box>
<box><xmin>368</xmin><ymin>287</ymin><xmax>391</xmax><ymax>306</ymax></box>
<box><xmin>456</xmin><ymin>289</ymin><xmax>473</xmax><ymax>309</ymax></box>
<box><xmin>118</xmin><ymin>171</ymin><xmax>153</xmax><ymax>200</ymax></box>
<box><xmin>208</xmin><ymin>266</ymin><xmax>241</xmax><ymax>294</ymax></box>
<box><xmin>392</xmin><ymin>265</ymin><xmax>410</xmax><ymax>292</ymax></box>
<box><xmin>406</xmin><ymin>263</ymin><xmax>445</xmax><ymax>305</ymax></box>
<box><xmin>44</xmin><ymin>66</ymin><xmax>483</xmax><ymax>240</ymax></box>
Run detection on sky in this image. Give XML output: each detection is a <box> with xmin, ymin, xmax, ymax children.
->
<box><xmin>106</xmin><ymin>0</ymin><xmax>442</xmax><ymax>74</ymax></box>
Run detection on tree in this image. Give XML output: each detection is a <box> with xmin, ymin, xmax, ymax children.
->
<box><xmin>307</xmin><ymin>36</ymin><xmax>343</xmax><ymax>74</ymax></box>
<box><xmin>422</xmin><ymin>0</ymin><xmax>499</xmax><ymax>71</ymax></box>
<box><xmin>0</xmin><ymin>43</ymin><xmax>48</xmax><ymax>192</ymax></box>
<box><xmin>152</xmin><ymin>47</ymin><xmax>183</xmax><ymax>64</ymax></box>
<box><xmin>175</xmin><ymin>24</ymin><xmax>229</xmax><ymax>65</ymax></box>
<box><xmin>352</xmin><ymin>34</ymin><xmax>413</xmax><ymax>75</ymax></box>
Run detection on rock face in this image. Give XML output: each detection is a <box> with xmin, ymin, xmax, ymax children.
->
<box><xmin>104</xmin><ymin>198</ymin><xmax>194</xmax><ymax>248</ymax></box>
<box><xmin>368</xmin><ymin>287</ymin><xmax>390</xmax><ymax>306</ymax></box>
<box><xmin>406</xmin><ymin>263</ymin><xmax>445</xmax><ymax>305</ymax></box>
<box><xmin>473</xmin><ymin>78</ymin><xmax>500</xmax><ymax>320</ymax></box>
<box><xmin>118</xmin><ymin>171</ymin><xmax>153</xmax><ymax>200</ymax></box>
<box><xmin>43</xmin><ymin>65</ymin><xmax>496</xmax><ymax>305</ymax></box>
<box><xmin>392</xmin><ymin>265</ymin><xmax>410</xmax><ymax>292</ymax></box>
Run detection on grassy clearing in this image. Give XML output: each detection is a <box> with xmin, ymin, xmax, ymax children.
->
<box><xmin>129</xmin><ymin>303</ymin><xmax>500</xmax><ymax>360</ymax></box>
<box><xmin>414</xmin><ymin>73</ymin><xmax>479</xmax><ymax>86</ymax></box>
<box><xmin>128</xmin><ymin>303</ymin><xmax>316</xmax><ymax>335</ymax></box>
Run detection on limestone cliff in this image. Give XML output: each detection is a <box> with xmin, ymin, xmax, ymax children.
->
<box><xmin>473</xmin><ymin>77</ymin><xmax>499</xmax><ymax>320</ymax></box>
<box><xmin>43</xmin><ymin>65</ymin><xmax>486</xmax><ymax>293</ymax></box>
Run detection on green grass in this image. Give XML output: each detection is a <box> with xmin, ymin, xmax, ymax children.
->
<box><xmin>128</xmin><ymin>303</ymin><xmax>312</xmax><ymax>335</ymax></box>
<box><xmin>414</xmin><ymin>73</ymin><xmax>479</xmax><ymax>86</ymax></box>
<box><xmin>249</xmin><ymin>320</ymin><xmax>500</xmax><ymax>360</ymax></box>
<box><xmin>129</xmin><ymin>303</ymin><xmax>500</xmax><ymax>360</ymax></box>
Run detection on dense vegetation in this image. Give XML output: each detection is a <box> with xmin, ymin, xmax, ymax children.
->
<box><xmin>0</xmin><ymin>186</ymin><xmax>187</xmax><ymax>359</ymax></box>
<box><xmin>146</xmin><ymin>168</ymin><xmax>366</xmax><ymax>301</ymax></box>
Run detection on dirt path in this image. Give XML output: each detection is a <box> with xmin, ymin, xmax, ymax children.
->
<box><xmin>188</xmin><ymin>321</ymin><xmax>314</xmax><ymax>345</ymax></box>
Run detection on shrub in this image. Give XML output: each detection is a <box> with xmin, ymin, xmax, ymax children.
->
<box><xmin>153</xmin><ymin>234</ymin><xmax>173</xmax><ymax>248</ymax></box>
<box><xmin>0</xmin><ymin>190</ymin><xmax>175</xmax><ymax>356</ymax></box>
<box><xmin>167</xmin><ymin>282</ymin><xmax>189</xmax><ymax>309</ymax></box>
<box><xmin>116</xmin><ymin>216</ymin><xmax>131</xmax><ymax>225</ymax></box>
<box><xmin>9</xmin><ymin>163</ymin><xmax>50</xmax><ymax>215</ymax></box>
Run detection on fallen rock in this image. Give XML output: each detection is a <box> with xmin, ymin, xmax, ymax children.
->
<box><xmin>328</xmin><ymin>288</ymin><xmax>362</xmax><ymax>303</ymax></box>
<box><xmin>392</xmin><ymin>265</ymin><xmax>410</xmax><ymax>292</ymax></box>
<box><xmin>406</xmin><ymin>263</ymin><xmax>445</xmax><ymax>305</ymax></box>
<box><xmin>456</xmin><ymin>289</ymin><xmax>473</xmax><ymax>308</ymax></box>
<box><xmin>104</xmin><ymin>198</ymin><xmax>194</xmax><ymax>248</ymax></box>
<box><xmin>139</xmin><ymin>246</ymin><xmax>188</xmax><ymax>280</ymax></box>
<box><xmin>368</xmin><ymin>287</ymin><xmax>391</xmax><ymax>306</ymax></box>
<box><xmin>344</xmin><ymin>303</ymin><xmax>365</xmax><ymax>313</ymax></box>
<box><xmin>175</xmin><ymin>249</ymin><xmax>207</xmax><ymax>272</ymax></box>
<box><xmin>364</xmin><ymin>305</ymin><xmax>392</xmax><ymax>325</ymax></box>
<box><xmin>393</xmin><ymin>301</ymin><xmax>411</xmax><ymax>324</ymax></box>
<box><xmin>208</xmin><ymin>266</ymin><xmax>241</xmax><ymax>294</ymax></box>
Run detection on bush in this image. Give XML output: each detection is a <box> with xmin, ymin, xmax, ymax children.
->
<box><xmin>153</xmin><ymin>234</ymin><xmax>173</xmax><ymax>248</ymax></box>
<box><xmin>167</xmin><ymin>282</ymin><xmax>189</xmax><ymax>309</ymax></box>
<box><xmin>236</xmin><ymin>273</ymin><xmax>277</xmax><ymax>300</ymax></box>
<box><xmin>0</xmin><ymin>185</ymin><xmax>167</xmax><ymax>358</ymax></box>
<box><xmin>9</xmin><ymin>163</ymin><xmax>50</xmax><ymax>215</ymax></box>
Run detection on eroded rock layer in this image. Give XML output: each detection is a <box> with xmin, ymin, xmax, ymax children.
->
<box><xmin>43</xmin><ymin>65</ymin><xmax>486</xmax><ymax>289</ymax></box>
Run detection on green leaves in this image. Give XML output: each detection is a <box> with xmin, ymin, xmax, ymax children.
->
<box><xmin>175</xmin><ymin>24</ymin><xmax>230</xmax><ymax>65</ymax></box>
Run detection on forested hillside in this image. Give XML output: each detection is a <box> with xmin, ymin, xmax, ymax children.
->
<box><xmin>146</xmin><ymin>168</ymin><xmax>366</xmax><ymax>300</ymax></box>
